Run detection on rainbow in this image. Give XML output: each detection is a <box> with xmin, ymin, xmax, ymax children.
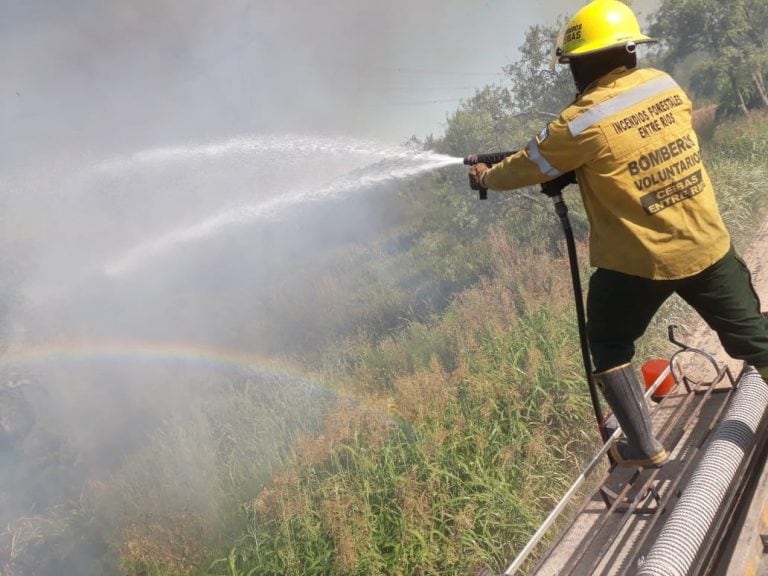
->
<box><xmin>0</xmin><ymin>339</ymin><xmax>333</xmax><ymax>395</ymax></box>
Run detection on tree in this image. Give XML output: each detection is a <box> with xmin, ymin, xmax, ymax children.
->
<box><xmin>434</xmin><ymin>85</ymin><xmax>520</xmax><ymax>158</ymax></box>
<box><xmin>433</xmin><ymin>21</ymin><xmax>574</xmax><ymax>159</ymax></box>
<box><xmin>503</xmin><ymin>22</ymin><xmax>575</xmax><ymax>120</ymax></box>
<box><xmin>649</xmin><ymin>0</ymin><xmax>768</xmax><ymax>115</ymax></box>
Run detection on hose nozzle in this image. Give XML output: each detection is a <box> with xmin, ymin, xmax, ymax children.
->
<box><xmin>463</xmin><ymin>151</ymin><xmax>516</xmax><ymax>200</ymax></box>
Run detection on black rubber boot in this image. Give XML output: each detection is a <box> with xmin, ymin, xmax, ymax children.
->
<box><xmin>594</xmin><ymin>364</ymin><xmax>668</xmax><ymax>468</ymax></box>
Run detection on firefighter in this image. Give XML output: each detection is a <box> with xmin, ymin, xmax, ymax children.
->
<box><xmin>469</xmin><ymin>0</ymin><xmax>768</xmax><ymax>467</ymax></box>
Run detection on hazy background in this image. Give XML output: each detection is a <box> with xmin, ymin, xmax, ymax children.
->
<box><xmin>0</xmin><ymin>1</ymin><xmax>659</xmax><ymax>573</ymax></box>
<box><xmin>2</xmin><ymin>0</ymin><xmax>659</xmax><ymax>169</ymax></box>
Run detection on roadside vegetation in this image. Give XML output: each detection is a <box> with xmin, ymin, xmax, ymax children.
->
<box><xmin>2</xmin><ymin>1</ymin><xmax>768</xmax><ymax>575</ymax></box>
<box><xmin>196</xmin><ymin>119</ymin><xmax>768</xmax><ymax>576</ymax></box>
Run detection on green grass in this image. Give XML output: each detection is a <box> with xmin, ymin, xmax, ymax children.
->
<box><xmin>201</xmin><ymin>239</ymin><xmax>600</xmax><ymax>576</ymax></box>
<box><xmin>6</xmin><ymin>112</ymin><xmax>767</xmax><ymax>576</ymax></box>
<box><xmin>202</xmin><ymin>112</ymin><xmax>768</xmax><ymax>576</ymax></box>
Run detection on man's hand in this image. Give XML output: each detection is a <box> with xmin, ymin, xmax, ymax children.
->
<box><xmin>468</xmin><ymin>163</ymin><xmax>490</xmax><ymax>191</ymax></box>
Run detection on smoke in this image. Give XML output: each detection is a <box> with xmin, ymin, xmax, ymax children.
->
<box><xmin>3</xmin><ymin>0</ymin><xmax>663</xmax><ymax>171</ymax></box>
<box><xmin>0</xmin><ymin>2</ymin><xmax>478</xmax><ymax>572</ymax></box>
<box><xmin>2</xmin><ymin>0</ymin><xmax>555</xmax><ymax>171</ymax></box>
<box><xmin>0</xmin><ymin>0</ymin><xmax>655</xmax><ymax>573</ymax></box>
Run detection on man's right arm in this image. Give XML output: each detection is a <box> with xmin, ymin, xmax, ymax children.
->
<box><xmin>483</xmin><ymin>117</ymin><xmax>590</xmax><ymax>191</ymax></box>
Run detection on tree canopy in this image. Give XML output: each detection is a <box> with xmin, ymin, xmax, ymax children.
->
<box><xmin>649</xmin><ymin>0</ymin><xmax>768</xmax><ymax>115</ymax></box>
<box><xmin>434</xmin><ymin>21</ymin><xmax>574</xmax><ymax>159</ymax></box>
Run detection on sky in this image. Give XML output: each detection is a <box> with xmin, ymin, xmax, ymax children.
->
<box><xmin>2</xmin><ymin>0</ymin><xmax>660</xmax><ymax>169</ymax></box>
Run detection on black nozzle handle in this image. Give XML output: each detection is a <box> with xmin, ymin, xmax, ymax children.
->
<box><xmin>464</xmin><ymin>151</ymin><xmax>516</xmax><ymax>200</ymax></box>
<box><xmin>540</xmin><ymin>170</ymin><xmax>577</xmax><ymax>198</ymax></box>
<box><xmin>463</xmin><ymin>151</ymin><xmax>517</xmax><ymax>166</ymax></box>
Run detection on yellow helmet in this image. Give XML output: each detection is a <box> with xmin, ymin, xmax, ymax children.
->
<box><xmin>557</xmin><ymin>0</ymin><xmax>656</xmax><ymax>63</ymax></box>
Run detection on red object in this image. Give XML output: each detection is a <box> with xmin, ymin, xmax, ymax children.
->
<box><xmin>641</xmin><ymin>359</ymin><xmax>677</xmax><ymax>399</ymax></box>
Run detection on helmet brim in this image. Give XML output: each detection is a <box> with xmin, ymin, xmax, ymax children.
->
<box><xmin>558</xmin><ymin>36</ymin><xmax>657</xmax><ymax>64</ymax></box>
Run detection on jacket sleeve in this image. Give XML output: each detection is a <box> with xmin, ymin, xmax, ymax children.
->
<box><xmin>483</xmin><ymin>115</ymin><xmax>595</xmax><ymax>191</ymax></box>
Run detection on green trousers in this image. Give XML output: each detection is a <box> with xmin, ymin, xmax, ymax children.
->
<box><xmin>587</xmin><ymin>245</ymin><xmax>768</xmax><ymax>373</ymax></box>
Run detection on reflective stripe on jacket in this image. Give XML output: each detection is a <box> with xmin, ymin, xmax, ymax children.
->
<box><xmin>483</xmin><ymin>67</ymin><xmax>730</xmax><ymax>280</ymax></box>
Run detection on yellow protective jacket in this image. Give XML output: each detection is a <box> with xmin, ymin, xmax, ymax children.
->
<box><xmin>483</xmin><ymin>67</ymin><xmax>730</xmax><ymax>280</ymax></box>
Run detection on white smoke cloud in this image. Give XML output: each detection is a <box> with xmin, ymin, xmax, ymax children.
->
<box><xmin>0</xmin><ymin>0</ymin><xmax>661</xmax><ymax>572</ymax></box>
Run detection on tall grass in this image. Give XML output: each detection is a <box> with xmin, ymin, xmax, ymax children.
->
<box><xmin>10</xmin><ymin>114</ymin><xmax>766</xmax><ymax>576</ymax></box>
<box><xmin>0</xmin><ymin>374</ymin><xmax>333</xmax><ymax>576</ymax></box>
<box><xmin>204</xmin><ymin>232</ymin><xmax>600</xmax><ymax>576</ymax></box>
<box><xmin>707</xmin><ymin>111</ymin><xmax>768</xmax><ymax>248</ymax></box>
<box><xmin>206</xmin><ymin>113</ymin><xmax>768</xmax><ymax>575</ymax></box>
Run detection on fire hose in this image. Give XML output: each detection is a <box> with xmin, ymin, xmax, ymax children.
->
<box><xmin>463</xmin><ymin>152</ymin><xmax>608</xmax><ymax>441</ymax></box>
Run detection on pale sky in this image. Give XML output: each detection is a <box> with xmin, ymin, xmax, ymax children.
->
<box><xmin>2</xmin><ymin>0</ymin><xmax>660</xmax><ymax>168</ymax></box>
